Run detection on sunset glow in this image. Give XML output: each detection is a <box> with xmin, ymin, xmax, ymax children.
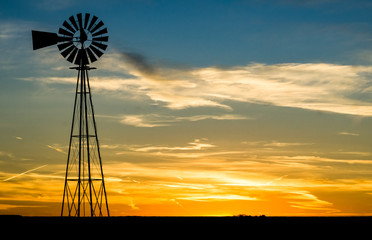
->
<box><xmin>2</xmin><ymin>0</ymin><xmax>372</xmax><ymax>216</ymax></box>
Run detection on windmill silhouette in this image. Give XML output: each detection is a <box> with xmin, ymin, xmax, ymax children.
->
<box><xmin>32</xmin><ymin>13</ymin><xmax>109</xmax><ymax>217</ymax></box>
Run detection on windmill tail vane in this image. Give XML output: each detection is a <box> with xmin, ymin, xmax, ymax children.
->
<box><xmin>32</xmin><ymin>13</ymin><xmax>110</xmax><ymax>217</ymax></box>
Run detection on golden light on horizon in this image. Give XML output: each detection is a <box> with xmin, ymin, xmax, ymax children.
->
<box><xmin>3</xmin><ymin>142</ymin><xmax>372</xmax><ymax>216</ymax></box>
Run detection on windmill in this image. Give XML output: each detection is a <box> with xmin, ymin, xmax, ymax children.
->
<box><xmin>32</xmin><ymin>13</ymin><xmax>109</xmax><ymax>217</ymax></box>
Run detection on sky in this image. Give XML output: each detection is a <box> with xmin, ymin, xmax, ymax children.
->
<box><xmin>2</xmin><ymin>0</ymin><xmax>372</xmax><ymax>216</ymax></box>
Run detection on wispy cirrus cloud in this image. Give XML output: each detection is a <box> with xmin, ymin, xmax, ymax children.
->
<box><xmin>286</xmin><ymin>190</ymin><xmax>335</xmax><ymax>211</ymax></box>
<box><xmin>133</xmin><ymin>138</ymin><xmax>215</xmax><ymax>152</ymax></box>
<box><xmin>118</xmin><ymin>113</ymin><xmax>249</xmax><ymax>127</ymax></box>
<box><xmin>119</xmin><ymin>114</ymin><xmax>168</xmax><ymax>128</ymax></box>
<box><xmin>114</xmin><ymin>139</ymin><xmax>246</xmax><ymax>159</ymax></box>
<box><xmin>47</xmin><ymin>144</ymin><xmax>66</xmax><ymax>154</ymax></box>
<box><xmin>107</xmin><ymin>51</ymin><xmax>372</xmax><ymax>115</ymax></box>
<box><xmin>2</xmin><ymin>164</ymin><xmax>48</xmax><ymax>182</ymax></box>
<box><xmin>338</xmin><ymin>131</ymin><xmax>360</xmax><ymax>136</ymax></box>
<box><xmin>263</xmin><ymin>141</ymin><xmax>313</xmax><ymax>147</ymax></box>
<box><xmin>24</xmin><ymin>50</ymin><xmax>372</xmax><ymax>116</ymax></box>
<box><xmin>102</xmin><ymin>51</ymin><xmax>372</xmax><ymax>116</ymax></box>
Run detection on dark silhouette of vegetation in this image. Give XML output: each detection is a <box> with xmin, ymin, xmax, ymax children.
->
<box><xmin>234</xmin><ymin>214</ymin><xmax>266</xmax><ymax>218</ymax></box>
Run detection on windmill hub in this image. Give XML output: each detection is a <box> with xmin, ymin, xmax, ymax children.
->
<box><xmin>73</xmin><ymin>29</ymin><xmax>92</xmax><ymax>49</ymax></box>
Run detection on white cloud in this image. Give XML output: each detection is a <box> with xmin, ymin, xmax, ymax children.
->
<box><xmin>120</xmin><ymin>115</ymin><xmax>167</xmax><ymax>128</ymax></box>
<box><xmin>263</xmin><ymin>141</ymin><xmax>313</xmax><ymax>147</ymax></box>
<box><xmin>338</xmin><ymin>131</ymin><xmax>360</xmax><ymax>136</ymax></box>
<box><xmin>24</xmin><ymin>50</ymin><xmax>372</xmax><ymax>116</ymax></box>
<box><xmin>119</xmin><ymin>113</ymin><xmax>249</xmax><ymax>127</ymax></box>
<box><xmin>241</xmin><ymin>140</ymin><xmax>313</xmax><ymax>148</ymax></box>
<box><xmin>115</xmin><ymin>139</ymin><xmax>246</xmax><ymax>159</ymax></box>
<box><xmin>133</xmin><ymin>138</ymin><xmax>215</xmax><ymax>152</ymax></box>
<box><xmin>104</xmin><ymin>52</ymin><xmax>372</xmax><ymax>116</ymax></box>
<box><xmin>190</xmin><ymin>63</ymin><xmax>372</xmax><ymax>116</ymax></box>
<box><xmin>47</xmin><ymin>144</ymin><xmax>66</xmax><ymax>154</ymax></box>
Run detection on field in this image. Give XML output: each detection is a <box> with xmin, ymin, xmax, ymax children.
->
<box><xmin>1</xmin><ymin>215</ymin><xmax>371</xmax><ymax>237</ymax></box>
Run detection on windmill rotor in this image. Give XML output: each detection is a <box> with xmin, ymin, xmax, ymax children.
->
<box><xmin>32</xmin><ymin>13</ymin><xmax>108</xmax><ymax>65</ymax></box>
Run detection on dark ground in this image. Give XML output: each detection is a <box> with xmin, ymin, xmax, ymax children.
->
<box><xmin>1</xmin><ymin>215</ymin><xmax>371</xmax><ymax>237</ymax></box>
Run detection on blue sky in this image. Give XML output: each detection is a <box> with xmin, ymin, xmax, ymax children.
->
<box><xmin>2</xmin><ymin>0</ymin><xmax>372</xmax><ymax>216</ymax></box>
<box><xmin>3</xmin><ymin>0</ymin><xmax>372</xmax><ymax>66</ymax></box>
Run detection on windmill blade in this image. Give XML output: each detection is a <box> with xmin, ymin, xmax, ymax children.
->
<box><xmin>93</xmin><ymin>36</ymin><xmax>109</xmax><ymax>42</ymax></box>
<box><xmin>74</xmin><ymin>49</ymin><xmax>89</xmax><ymax>65</ymax></box>
<box><xmin>69</xmin><ymin>16</ymin><xmax>79</xmax><ymax>31</ymax></box>
<box><xmin>86</xmin><ymin>47</ymin><xmax>97</xmax><ymax>63</ymax></box>
<box><xmin>77</xmin><ymin>13</ymin><xmax>83</xmax><ymax>28</ymax></box>
<box><xmin>60</xmin><ymin>44</ymin><xmax>75</xmax><ymax>58</ymax></box>
<box><xmin>58</xmin><ymin>28</ymin><xmax>74</xmax><ymax>37</ymax></box>
<box><xmin>89</xmin><ymin>45</ymin><xmax>104</xmax><ymax>58</ymax></box>
<box><xmin>90</xmin><ymin>21</ymin><xmax>104</xmax><ymax>34</ymax></box>
<box><xmin>88</xmin><ymin>16</ymin><xmax>98</xmax><ymax>31</ymax></box>
<box><xmin>63</xmin><ymin>20</ymin><xmax>76</xmax><ymax>33</ymax></box>
<box><xmin>67</xmin><ymin>47</ymin><xmax>79</xmax><ymax>63</ymax></box>
<box><xmin>84</xmin><ymin>13</ymin><xmax>90</xmax><ymax>29</ymax></box>
<box><xmin>57</xmin><ymin>41</ymin><xmax>73</xmax><ymax>51</ymax></box>
<box><xmin>92</xmin><ymin>28</ymin><xmax>108</xmax><ymax>37</ymax></box>
<box><xmin>91</xmin><ymin>41</ymin><xmax>107</xmax><ymax>51</ymax></box>
<box><xmin>82</xmin><ymin>49</ymin><xmax>89</xmax><ymax>65</ymax></box>
<box><xmin>32</xmin><ymin>30</ymin><xmax>59</xmax><ymax>50</ymax></box>
<box><xmin>58</xmin><ymin>36</ymin><xmax>73</xmax><ymax>42</ymax></box>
